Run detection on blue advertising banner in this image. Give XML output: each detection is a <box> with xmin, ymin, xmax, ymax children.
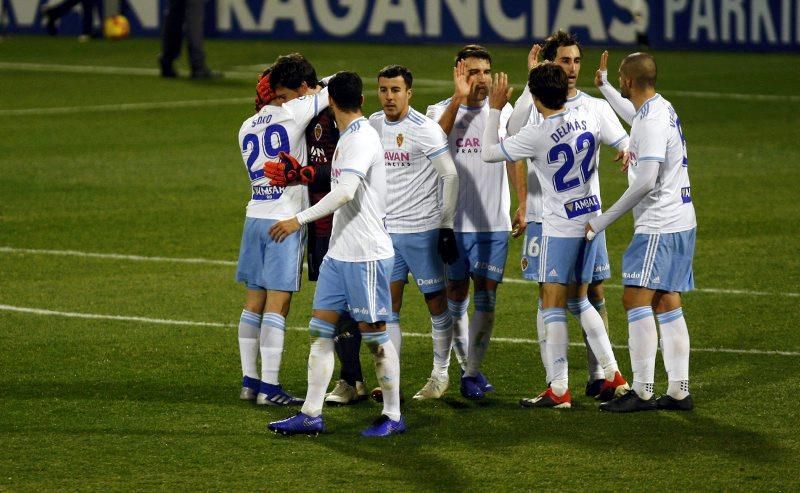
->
<box><xmin>3</xmin><ymin>0</ymin><xmax>799</xmax><ymax>52</ymax></box>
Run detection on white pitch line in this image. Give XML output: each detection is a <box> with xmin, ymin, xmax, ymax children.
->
<box><xmin>2</xmin><ymin>246</ymin><xmax>797</xmax><ymax>298</ymax></box>
<box><xmin>0</xmin><ymin>246</ymin><xmax>236</xmax><ymax>266</ymax></box>
<box><xmin>1</xmin><ymin>304</ymin><xmax>798</xmax><ymax>357</ymax></box>
<box><xmin>2</xmin><ymin>62</ymin><xmax>797</xmax><ymax>103</ymax></box>
<box><xmin>0</xmin><ymin>98</ymin><xmax>252</xmax><ymax>116</ymax></box>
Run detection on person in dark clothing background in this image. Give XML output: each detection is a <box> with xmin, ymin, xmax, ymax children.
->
<box><xmin>158</xmin><ymin>0</ymin><xmax>220</xmax><ymax>79</ymax></box>
<box><xmin>40</xmin><ymin>0</ymin><xmax>100</xmax><ymax>41</ymax></box>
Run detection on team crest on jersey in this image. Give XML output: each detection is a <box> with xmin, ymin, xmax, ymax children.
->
<box><xmin>521</xmin><ymin>257</ymin><xmax>529</xmax><ymax>271</ymax></box>
<box><xmin>314</xmin><ymin>123</ymin><xmax>322</xmax><ymax>141</ymax></box>
<box><xmin>396</xmin><ymin>133</ymin><xmax>404</xmax><ymax>147</ymax></box>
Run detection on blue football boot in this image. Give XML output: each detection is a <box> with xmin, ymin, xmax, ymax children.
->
<box><xmin>459</xmin><ymin>375</ymin><xmax>485</xmax><ymax>400</ymax></box>
<box><xmin>361</xmin><ymin>415</ymin><xmax>406</xmax><ymax>437</ymax></box>
<box><xmin>268</xmin><ymin>412</ymin><xmax>325</xmax><ymax>436</ymax></box>
<box><xmin>257</xmin><ymin>382</ymin><xmax>304</xmax><ymax>406</ymax></box>
<box><xmin>240</xmin><ymin>376</ymin><xmax>261</xmax><ymax>401</ymax></box>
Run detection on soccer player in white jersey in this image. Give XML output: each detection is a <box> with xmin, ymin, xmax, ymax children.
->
<box><xmin>507</xmin><ymin>32</ymin><xmax>631</xmax><ymax>399</ymax></box>
<box><xmin>367</xmin><ymin>65</ymin><xmax>459</xmax><ymax>400</ymax></box>
<box><xmin>588</xmin><ymin>52</ymin><xmax>696</xmax><ymax>412</ymax></box>
<box><xmin>267</xmin><ymin>71</ymin><xmax>405</xmax><ymax>436</ymax></box>
<box><xmin>481</xmin><ymin>63</ymin><xmax>628</xmax><ymax>408</ymax></box>
<box><xmin>235</xmin><ymin>63</ymin><xmax>328</xmax><ymax>407</ymax></box>
<box><xmin>426</xmin><ymin>45</ymin><xmax>515</xmax><ymax>400</ymax></box>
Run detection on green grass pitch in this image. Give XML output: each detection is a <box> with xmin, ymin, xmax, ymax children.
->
<box><xmin>1</xmin><ymin>36</ymin><xmax>799</xmax><ymax>491</ymax></box>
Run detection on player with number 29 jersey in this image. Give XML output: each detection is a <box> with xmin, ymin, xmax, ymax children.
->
<box><xmin>238</xmin><ymin>89</ymin><xmax>329</xmax><ymax>219</ymax></box>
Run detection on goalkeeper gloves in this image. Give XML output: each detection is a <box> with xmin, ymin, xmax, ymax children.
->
<box><xmin>264</xmin><ymin>151</ymin><xmax>316</xmax><ymax>187</ymax></box>
<box><xmin>437</xmin><ymin>228</ymin><xmax>459</xmax><ymax>265</ymax></box>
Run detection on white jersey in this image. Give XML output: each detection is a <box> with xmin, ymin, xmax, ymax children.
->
<box><xmin>508</xmin><ymin>94</ymin><xmax>545</xmax><ymax>223</ymax></box>
<box><xmin>628</xmin><ymin>94</ymin><xmax>696</xmax><ymax>234</ymax></box>
<box><xmin>368</xmin><ymin>108</ymin><xmax>449</xmax><ymax>233</ymax></box>
<box><xmin>237</xmin><ymin>89</ymin><xmax>328</xmax><ymax>219</ymax></box>
<box><xmin>566</xmin><ymin>91</ymin><xmax>629</xmax><ymax>201</ymax></box>
<box><xmin>509</xmin><ymin>90</ymin><xmax>628</xmax><ymax>224</ymax></box>
<box><xmin>427</xmin><ymin>99</ymin><xmax>513</xmax><ymax>233</ymax></box>
<box><xmin>327</xmin><ymin>117</ymin><xmax>394</xmax><ymax>262</ymax></box>
<box><xmin>498</xmin><ymin>106</ymin><xmax>620</xmax><ymax>237</ymax></box>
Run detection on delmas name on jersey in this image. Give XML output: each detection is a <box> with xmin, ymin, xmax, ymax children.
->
<box><xmin>549</xmin><ymin>119</ymin><xmax>589</xmax><ymax>144</ymax></box>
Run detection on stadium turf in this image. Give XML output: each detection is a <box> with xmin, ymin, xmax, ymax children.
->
<box><xmin>1</xmin><ymin>36</ymin><xmax>799</xmax><ymax>491</ymax></box>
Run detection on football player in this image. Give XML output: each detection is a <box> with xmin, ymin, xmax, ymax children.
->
<box><xmin>481</xmin><ymin>63</ymin><xmax>628</xmax><ymax>409</ymax></box>
<box><xmin>235</xmin><ymin>59</ymin><xmax>328</xmax><ymax>406</ymax></box>
<box><xmin>268</xmin><ymin>71</ymin><xmax>405</xmax><ymax>437</ymax></box>
<box><xmin>367</xmin><ymin>65</ymin><xmax>459</xmax><ymax>400</ymax></box>
<box><xmin>589</xmin><ymin>52</ymin><xmax>696</xmax><ymax>412</ymax></box>
<box><xmin>426</xmin><ymin>45</ymin><xmax>514</xmax><ymax>399</ymax></box>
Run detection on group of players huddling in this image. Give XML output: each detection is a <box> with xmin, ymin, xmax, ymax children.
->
<box><xmin>234</xmin><ymin>30</ymin><xmax>697</xmax><ymax>438</ymax></box>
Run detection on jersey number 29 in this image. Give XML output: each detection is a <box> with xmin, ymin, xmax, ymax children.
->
<box><xmin>242</xmin><ymin>124</ymin><xmax>291</xmax><ymax>178</ymax></box>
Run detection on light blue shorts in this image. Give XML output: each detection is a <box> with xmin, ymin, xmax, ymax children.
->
<box><xmin>622</xmin><ymin>229</ymin><xmax>695</xmax><ymax>292</ymax></box>
<box><xmin>236</xmin><ymin>217</ymin><xmax>304</xmax><ymax>292</ymax></box>
<box><xmin>390</xmin><ymin>230</ymin><xmax>445</xmax><ymax>294</ymax></box>
<box><xmin>538</xmin><ymin>235</ymin><xmax>599</xmax><ymax>285</ymax></box>
<box><xmin>313</xmin><ymin>256</ymin><xmax>394</xmax><ymax>323</ymax></box>
<box><xmin>522</xmin><ymin>224</ymin><xmax>609</xmax><ymax>283</ymax></box>
<box><xmin>521</xmin><ymin>222</ymin><xmax>543</xmax><ymax>281</ymax></box>
<box><xmin>591</xmin><ymin>230</ymin><xmax>612</xmax><ymax>282</ymax></box>
<box><xmin>447</xmin><ymin>231</ymin><xmax>508</xmax><ymax>283</ymax></box>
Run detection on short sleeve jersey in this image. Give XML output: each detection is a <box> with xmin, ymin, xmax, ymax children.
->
<box><xmin>427</xmin><ymin>99</ymin><xmax>513</xmax><ymax>233</ymax></box>
<box><xmin>566</xmin><ymin>91</ymin><xmax>628</xmax><ymax>201</ymax></box>
<box><xmin>237</xmin><ymin>89</ymin><xmax>328</xmax><ymax>219</ymax></box>
<box><xmin>498</xmin><ymin>106</ymin><xmax>619</xmax><ymax>237</ymax></box>
<box><xmin>511</xmin><ymin>90</ymin><xmax>628</xmax><ymax>224</ymax></box>
<box><xmin>368</xmin><ymin>107</ymin><xmax>449</xmax><ymax>233</ymax></box>
<box><xmin>326</xmin><ymin>117</ymin><xmax>394</xmax><ymax>262</ymax></box>
<box><xmin>628</xmin><ymin>94</ymin><xmax>696</xmax><ymax>234</ymax></box>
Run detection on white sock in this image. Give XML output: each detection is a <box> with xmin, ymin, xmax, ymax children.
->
<box><xmin>627</xmin><ymin>306</ymin><xmax>658</xmax><ymax>400</ymax></box>
<box><xmin>657</xmin><ymin>308</ymin><xmax>691</xmax><ymax>399</ymax></box>
<box><xmin>300</xmin><ymin>318</ymin><xmax>336</xmax><ymax>417</ymax></box>
<box><xmin>542</xmin><ymin>308</ymin><xmax>569</xmax><ymax>396</ymax></box>
<box><xmin>535</xmin><ymin>299</ymin><xmax>551</xmax><ymax>384</ymax></box>
<box><xmin>448</xmin><ymin>298</ymin><xmax>469</xmax><ymax>370</ymax></box>
<box><xmin>465</xmin><ymin>291</ymin><xmax>495</xmax><ymax>378</ymax></box>
<box><xmin>259</xmin><ymin>312</ymin><xmax>286</xmax><ymax>385</ymax></box>
<box><xmin>586</xmin><ymin>299</ymin><xmax>608</xmax><ymax>381</ymax></box>
<box><xmin>431</xmin><ymin>311</ymin><xmax>453</xmax><ymax>378</ymax></box>
<box><xmin>363</xmin><ymin>331</ymin><xmax>401</xmax><ymax>422</ymax></box>
<box><xmin>238</xmin><ymin>310</ymin><xmax>261</xmax><ymax>380</ymax></box>
<box><xmin>386</xmin><ymin>312</ymin><xmax>402</xmax><ymax>357</ymax></box>
<box><xmin>568</xmin><ymin>298</ymin><xmax>619</xmax><ymax>380</ymax></box>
